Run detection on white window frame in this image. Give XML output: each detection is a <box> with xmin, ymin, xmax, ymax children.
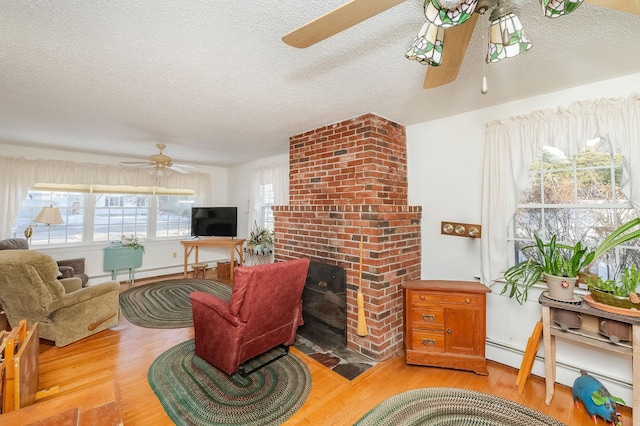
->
<box><xmin>248</xmin><ymin>163</ymin><xmax>289</xmax><ymax>236</ymax></box>
<box><xmin>480</xmin><ymin>94</ymin><xmax>640</xmax><ymax>286</ymax></box>
<box><xmin>510</xmin><ymin>143</ymin><xmax>638</xmax><ymax>280</ymax></box>
<box><xmin>19</xmin><ymin>184</ymin><xmax>195</xmax><ymax>246</ymax></box>
<box><xmin>260</xmin><ymin>183</ymin><xmax>275</xmax><ymax>232</ymax></box>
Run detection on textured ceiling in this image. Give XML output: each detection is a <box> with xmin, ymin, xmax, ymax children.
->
<box><xmin>1</xmin><ymin>1</ymin><xmax>639</xmax><ymax>167</ymax></box>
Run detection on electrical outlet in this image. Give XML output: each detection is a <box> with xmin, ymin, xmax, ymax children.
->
<box><xmin>172</xmin><ymin>252</ymin><xmax>177</xmax><ymax>258</ymax></box>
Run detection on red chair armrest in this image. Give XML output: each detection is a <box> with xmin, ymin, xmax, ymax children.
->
<box><xmin>190</xmin><ymin>292</ymin><xmax>239</xmax><ymax>326</ymax></box>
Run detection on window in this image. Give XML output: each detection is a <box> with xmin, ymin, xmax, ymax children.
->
<box><xmin>156</xmin><ymin>195</ymin><xmax>193</xmax><ymax>237</ymax></box>
<box><xmin>17</xmin><ymin>185</ymin><xmax>195</xmax><ymax>246</ymax></box>
<box><xmin>260</xmin><ymin>183</ymin><xmax>275</xmax><ymax>232</ymax></box>
<box><xmin>512</xmin><ymin>139</ymin><xmax>639</xmax><ymax>279</ymax></box>
<box><xmin>249</xmin><ymin>164</ymin><xmax>288</xmax><ymax>235</ymax></box>
<box><xmin>94</xmin><ymin>193</ymin><xmax>150</xmax><ymax>242</ymax></box>
<box><xmin>18</xmin><ymin>190</ymin><xmax>85</xmax><ymax>245</ymax></box>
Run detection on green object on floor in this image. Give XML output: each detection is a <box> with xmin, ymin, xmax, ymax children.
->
<box><xmin>148</xmin><ymin>339</ymin><xmax>311</xmax><ymax>426</ymax></box>
<box><xmin>355</xmin><ymin>388</ymin><xmax>566</xmax><ymax>426</ymax></box>
<box><xmin>119</xmin><ymin>279</ymin><xmax>231</xmax><ymax>328</ymax></box>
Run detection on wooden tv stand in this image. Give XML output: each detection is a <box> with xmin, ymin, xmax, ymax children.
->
<box><xmin>180</xmin><ymin>237</ymin><xmax>245</xmax><ymax>281</ymax></box>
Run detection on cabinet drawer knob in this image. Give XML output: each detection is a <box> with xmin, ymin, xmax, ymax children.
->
<box><xmin>421</xmin><ymin>314</ymin><xmax>435</xmax><ymax>321</ymax></box>
<box><xmin>419</xmin><ymin>295</ymin><xmax>425</xmax><ymax>300</ymax></box>
<box><xmin>465</xmin><ymin>298</ymin><xmax>471</xmax><ymax>304</ymax></box>
<box><xmin>447</xmin><ymin>328</ymin><xmax>452</xmax><ymax>335</ymax></box>
<box><xmin>421</xmin><ymin>338</ymin><xmax>436</xmax><ymax>346</ymax></box>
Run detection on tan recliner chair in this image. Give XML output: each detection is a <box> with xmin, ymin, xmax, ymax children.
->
<box><xmin>0</xmin><ymin>250</ymin><xmax>120</xmax><ymax>347</ymax></box>
<box><xmin>0</xmin><ymin>238</ymin><xmax>89</xmax><ymax>286</ymax></box>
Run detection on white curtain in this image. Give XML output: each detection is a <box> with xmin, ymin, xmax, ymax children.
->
<box><xmin>248</xmin><ymin>163</ymin><xmax>289</xmax><ymax>230</ymax></box>
<box><xmin>0</xmin><ymin>156</ymin><xmax>212</xmax><ymax>237</ymax></box>
<box><xmin>480</xmin><ymin>93</ymin><xmax>640</xmax><ymax>285</ymax></box>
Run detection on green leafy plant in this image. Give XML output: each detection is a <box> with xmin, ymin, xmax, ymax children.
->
<box><xmin>248</xmin><ymin>222</ymin><xmax>273</xmax><ymax>246</ymax></box>
<box><xmin>501</xmin><ymin>234</ymin><xmax>594</xmax><ymax>304</ymax></box>
<box><xmin>586</xmin><ymin>217</ymin><xmax>640</xmax><ymax>270</ymax></box>
<box><xmin>502</xmin><ymin>218</ymin><xmax>640</xmax><ymax>305</ymax></box>
<box><xmin>587</xmin><ymin>264</ymin><xmax>640</xmax><ymax>298</ymax></box>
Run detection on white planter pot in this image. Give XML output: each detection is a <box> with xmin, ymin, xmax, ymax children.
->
<box><xmin>545</xmin><ymin>273</ymin><xmax>579</xmax><ymax>301</ymax></box>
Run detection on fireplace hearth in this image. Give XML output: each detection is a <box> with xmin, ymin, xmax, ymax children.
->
<box><xmin>295</xmin><ymin>261</ymin><xmax>376</xmax><ymax>380</ymax></box>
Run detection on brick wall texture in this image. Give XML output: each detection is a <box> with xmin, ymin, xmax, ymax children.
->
<box><xmin>273</xmin><ymin>113</ymin><xmax>422</xmax><ymax>361</ymax></box>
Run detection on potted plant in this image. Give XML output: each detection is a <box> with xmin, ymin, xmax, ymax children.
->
<box><xmin>247</xmin><ymin>222</ymin><xmax>273</xmax><ymax>255</ymax></box>
<box><xmin>501</xmin><ymin>234</ymin><xmax>594</xmax><ymax>304</ymax></box>
<box><xmin>502</xmin><ymin>218</ymin><xmax>640</xmax><ymax>304</ymax></box>
<box><xmin>121</xmin><ymin>234</ymin><xmax>145</xmax><ymax>253</ymax></box>
<box><xmin>586</xmin><ymin>264</ymin><xmax>640</xmax><ymax>310</ymax></box>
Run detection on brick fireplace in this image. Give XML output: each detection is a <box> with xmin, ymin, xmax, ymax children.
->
<box><xmin>273</xmin><ymin>113</ymin><xmax>421</xmax><ymax>361</ymax></box>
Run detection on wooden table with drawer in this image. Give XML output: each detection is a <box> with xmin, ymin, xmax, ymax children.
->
<box><xmin>401</xmin><ymin>280</ymin><xmax>490</xmax><ymax>375</ymax></box>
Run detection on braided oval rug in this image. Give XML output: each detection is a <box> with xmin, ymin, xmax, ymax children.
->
<box><xmin>354</xmin><ymin>388</ymin><xmax>566</xmax><ymax>426</ymax></box>
<box><xmin>119</xmin><ymin>279</ymin><xmax>231</xmax><ymax>328</ymax></box>
<box><xmin>148</xmin><ymin>339</ymin><xmax>311</xmax><ymax>426</ymax></box>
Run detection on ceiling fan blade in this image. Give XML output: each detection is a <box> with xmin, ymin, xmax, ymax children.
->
<box><xmin>121</xmin><ymin>161</ymin><xmax>155</xmax><ymax>166</ymax></box>
<box><xmin>172</xmin><ymin>163</ymin><xmax>197</xmax><ymax>169</ymax></box>
<box><xmin>585</xmin><ymin>0</ymin><xmax>639</xmax><ymax>14</ymax></box>
<box><xmin>170</xmin><ymin>165</ymin><xmax>194</xmax><ymax>174</ymax></box>
<box><xmin>423</xmin><ymin>13</ymin><xmax>479</xmax><ymax>89</ymax></box>
<box><xmin>282</xmin><ymin>0</ymin><xmax>405</xmax><ymax>48</ymax></box>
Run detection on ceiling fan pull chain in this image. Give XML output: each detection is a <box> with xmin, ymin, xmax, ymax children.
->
<box><xmin>481</xmin><ymin>20</ymin><xmax>488</xmax><ymax>94</ymax></box>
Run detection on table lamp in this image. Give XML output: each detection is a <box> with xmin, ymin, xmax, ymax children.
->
<box><xmin>24</xmin><ymin>205</ymin><xmax>64</xmax><ymax>245</ymax></box>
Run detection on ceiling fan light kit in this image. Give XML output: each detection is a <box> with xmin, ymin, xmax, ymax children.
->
<box><xmin>148</xmin><ymin>165</ymin><xmax>173</xmax><ymax>177</ymax></box>
<box><xmin>282</xmin><ymin>0</ymin><xmax>632</xmax><ymax>90</ymax></box>
<box><xmin>406</xmin><ymin>21</ymin><xmax>446</xmax><ymax>65</ymax></box>
<box><xmin>424</xmin><ymin>0</ymin><xmax>478</xmax><ymax>27</ymax></box>
<box><xmin>541</xmin><ymin>0</ymin><xmax>585</xmax><ymax>18</ymax></box>
<box><xmin>486</xmin><ymin>8</ymin><xmax>532</xmax><ymax>63</ymax></box>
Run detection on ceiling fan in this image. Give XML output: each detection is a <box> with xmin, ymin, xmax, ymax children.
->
<box><xmin>282</xmin><ymin>0</ymin><xmax>639</xmax><ymax>89</ymax></box>
<box><xmin>121</xmin><ymin>144</ymin><xmax>196</xmax><ymax>176</ymax></box>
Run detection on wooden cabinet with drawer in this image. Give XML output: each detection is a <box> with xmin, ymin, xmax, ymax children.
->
<box><xmin>401</xmin><ymin>280</ymin><xmax>490</xmax><ymax>375</ymax></box>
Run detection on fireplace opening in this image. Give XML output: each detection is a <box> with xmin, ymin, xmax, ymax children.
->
<box><xmin>297</xmin><ymin>261</ymin><xmax>346</xmax><ymax>351</ymax></box>
<box><xmin>296</xmin><ymin>260</ymin><xmax>376</xmax><ymax>380</ymax></box>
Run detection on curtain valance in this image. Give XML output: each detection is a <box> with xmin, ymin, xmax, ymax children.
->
<box><xmin>0</xmin><ymin>156</ymin><xmax>212</xmax><ymax>236</ymax></box>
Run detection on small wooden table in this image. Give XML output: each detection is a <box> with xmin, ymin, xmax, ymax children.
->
<box><xmin>180</xmin><ymin>238</ymin><xmax>245</xmax><ymax>281</ymax></box>
<box><xmin>539</xmin><ymin>293</ymin><xmax>640</xmax><ymax>426</ymax></box>
<box><xmin>103</xmin><ymin>245</ymin><xmax>143</xmax><ymax>286</ymax></box>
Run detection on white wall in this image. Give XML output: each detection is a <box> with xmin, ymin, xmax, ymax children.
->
<box><xmin>407</xmin><ymin>72</ymin><xmax>640</xmax><ymax>403</ymax></box>
<box><xmin>0</xmin><ymin>143</ymin><xmax>231</xmax><ymax>280</ymax></box>
<box><xmin>227</xmin><ymin>153</ymin><xmax>289</xmax><ymax>239</ymax></box>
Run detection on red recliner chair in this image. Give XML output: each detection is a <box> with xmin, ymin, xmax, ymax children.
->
<box><xmin>190</xmin><ymin>257</ymin><xmax>310</xmax><ymax>375</ymax></box>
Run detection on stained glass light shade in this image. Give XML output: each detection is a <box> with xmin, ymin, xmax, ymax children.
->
<box><xmin>423</xmin><ymin>0</ymin><xmax>478</xmax><ymax>28</ymax></box>
<box><xmin>486</xmin><ymin>12</ymin><xmax>532</xmax><ymax>63</ymax></box>
<box><xmin>406</xmin><ymin>21</ymin><xmax>446</xmax><ymax>66</ymax></box>
<box><xmin>540</xmin><ymin>0</ymin><xmax>584</xmax><ymax>18</ymax></box>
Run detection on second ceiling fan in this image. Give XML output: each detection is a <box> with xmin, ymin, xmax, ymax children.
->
<box><xmin>282</xmin><ymin>0</ymin><xmax>639</xmax><ymax>89</ymax></box>
<box><xmin>121</xmin><ymin>144</ymin><xmax>196</xmax><ymax>176</ymax></box>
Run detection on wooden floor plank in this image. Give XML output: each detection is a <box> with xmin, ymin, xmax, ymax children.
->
<box><xmin>21</xmin><ymin>276</ymin><xmax>632</xmax><ymax>425</ymax></box>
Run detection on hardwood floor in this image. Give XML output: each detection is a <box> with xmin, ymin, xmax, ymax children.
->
<box><xmin>30</xmin><ymin>275</ymin><xmax>631</xmax><ymax>425</ymax></box>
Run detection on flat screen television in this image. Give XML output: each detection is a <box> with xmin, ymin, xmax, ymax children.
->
<box><xmin>191</xmin><ymin>207</ymin><xmax>238</xmax><ymax>238</ymax></box>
